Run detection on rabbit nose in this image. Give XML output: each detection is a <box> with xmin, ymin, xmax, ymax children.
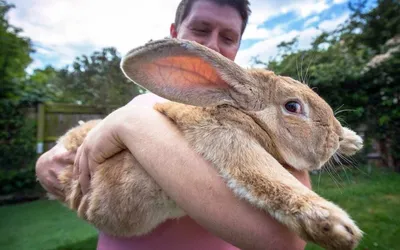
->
<box><xmin>339</xmin><ymin>136</ymin><xmax>344</xmax><ymax>142</ymax></box>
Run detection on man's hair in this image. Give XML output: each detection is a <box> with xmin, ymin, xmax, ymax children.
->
<box><xmin>174</xmin><ymin>0</ymin><xmax>251</xmax><ymax>35</ymax></box>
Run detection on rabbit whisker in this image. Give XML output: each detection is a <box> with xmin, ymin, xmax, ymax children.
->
<box><xmin>329</xmin><ymin>159</ymin><xmax>345</xmax><ymax>185</ymax></box>
<box><xmin>296</xmin><ymin>55</ymin><xmax>301</xmax><ymax>82</ymax></box>
<box><xmin>334</xmin><ymin>109</ymin><xmax>356</xmax><ymax>116</ymax></box>
<box><xmin>317</xmin><ymin>169</ymin><xmax>322</xmax><ymax>192</ymax></box>
<box><xmin>334</xmin><ymin>104</ymin><xmax>344</xmax><ymax>115</ymax></box>
<box><xmin>304</xmin><ymin>52</ymin><xmax>315</xmax><ymax>86</ymax></box>
<box><xmin>325</xmin><ymin>159</ymin><xmax>344</xmax><ymax>192</ymax></box>
<box><xmin>332</xmin><ymin>156</ymin><xmax>351</xmax><ymax>184</ymax></box>
<box><xmin>300</xmin><ymin>52</ymin><xmax>305</xmax><ymax>83</ymax></box>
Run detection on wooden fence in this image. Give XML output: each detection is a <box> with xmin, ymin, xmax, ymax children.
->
<box><xmin>35</xmin><ymin>102</ymin><xmax>120</xmax><ymax>154</ymax></box>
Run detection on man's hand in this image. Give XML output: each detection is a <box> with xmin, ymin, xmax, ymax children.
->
<box><xmin>73</xmin><ymin>107</ymin><xmax>134</xmax><ymax>194</ymax></box>
<box><xmin>35</xmin><ymin>143</ymin><xmax>76</xmax><ymax>198</ymax></box>
<box><xmin>74</xmin><ymin>93</ymin><xmax>168</xmax><ymax>195</ymax></box>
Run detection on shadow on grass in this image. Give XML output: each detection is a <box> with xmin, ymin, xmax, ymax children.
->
<box><xmin>54</xmin><ymin>236</ymin><xmax>98</xmax><ymax>250</ymax></box>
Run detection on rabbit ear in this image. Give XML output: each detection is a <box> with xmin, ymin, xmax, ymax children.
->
<box><xmin>120</xmin><ymin>38</ymin><xmax>265</xmax><ymax>110</ymax></box>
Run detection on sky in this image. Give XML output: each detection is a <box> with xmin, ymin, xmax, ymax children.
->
<box><xmin>7</xmin><ymin>0</ymin><xmax>377</xmax><ymax>73</ymax></box>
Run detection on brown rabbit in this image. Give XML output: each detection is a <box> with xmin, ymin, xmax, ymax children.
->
<box><xmin>51</xmin><ymin>38</ymin><xmax>364</xmax><ymax>250</ymax></box>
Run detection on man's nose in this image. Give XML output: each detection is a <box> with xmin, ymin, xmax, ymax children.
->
<box><xmin>204</xmin><ymin>32</ymin><xmax>220</xmax><ymax>53</ymax></box>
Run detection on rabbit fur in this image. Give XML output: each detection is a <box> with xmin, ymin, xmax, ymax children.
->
<box><xmin>51</xmin><ymin>38</ymin><xmax>364</xmax><ymax>250</ymax></box>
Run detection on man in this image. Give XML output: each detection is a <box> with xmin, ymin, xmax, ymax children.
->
<box><xmin>36</xmin><ymin>0</ymin><xmax>311</xmax><ymax>249</ymax></box>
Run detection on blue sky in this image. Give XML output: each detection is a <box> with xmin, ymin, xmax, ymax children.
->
<box><xmin>7</xmin><ymin>0</ymin><xmax>377</xmax><ymax>73</ymax></box>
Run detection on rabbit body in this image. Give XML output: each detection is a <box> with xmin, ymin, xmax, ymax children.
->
<box><xmin>51</xmin><ymin>38</ymin><xmax>364</xmax><ymax>250</ymax></box>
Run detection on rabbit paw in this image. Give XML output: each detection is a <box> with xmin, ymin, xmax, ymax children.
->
<box><xmin>338</xmin><ymin>127</ymin><xmax>363</xmax><ymax>156</ymax></box>
<box><xmin>299</xmin><ymin>200</ymin><xmax>363</xmax><ymax>250</ymax></box>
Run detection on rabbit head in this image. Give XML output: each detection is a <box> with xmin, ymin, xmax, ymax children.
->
<box><xmin>121</xmin><ymin>38</ymin><xmax>362</xmax><ymax>171</ymax></box>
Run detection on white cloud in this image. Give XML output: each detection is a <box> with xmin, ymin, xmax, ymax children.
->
<box><xmin>7</xmin><ymin>0</ymin><xmax>347</xmax><ymax>70</ymax></box>
<box><xmin>26</xmin><ymin>60</ymin><xmax>45</xmax><ymax>74</ymax></box>
<box><xmin>235</xmin><ymin>12</ymin><xmax>350</xmax><ymax>67</ymax></box>
<box><xmin>318</xmin><ymin>12</ymin><xmax>350</xmax><ymax>30</ymax></box>
<box><xmin>34</xmin><ymin>47</ymin><xmax>53</xmax><ymax>56</ymax></box>
<box><xmin>248</xmin><ymin>0</ymin><xmax>330</xmax><ymax>25</ymax></box>
<box><xmin>333</xmin><ymin>0</ymin><xmax>348</xmax><ymax>4</ymax></box>
<box><xmin>297</xmin><ymin>1</ymin><xmax>330</xmax><ymax>17</ymax></box>
<box><xmin>243</xmin><ymin>25</ymin><xmax>285</xmax><ymax>40</ymax></box>
<box><xmin>304</xmin><ymin>16</ymin><xmax>320</xmax><ymax>28</ymax></box>
<box><xmin>236</xmin><ymin>30</ymin><xmax>301</xmax><ymax>68</ymax></box>
<box><xmin>9</xmin><ymin>0</ymin><xmax>181</xmax><ymax>68</ymax></box>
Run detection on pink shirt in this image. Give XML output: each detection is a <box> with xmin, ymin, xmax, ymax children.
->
<box><xmin>97</xmin><ymin>216</ymin><xmax>239</xmax><ymax>250</ymax></box>
<box><xmin>97</xmin><ymin>93</ymin><xmax>239</xmax><ymax>250</ymax></box>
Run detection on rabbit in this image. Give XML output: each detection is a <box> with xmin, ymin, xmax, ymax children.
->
<box><xmin>50</xmin><ymin>38</ymin><xmax>364</xmax><ymax>250</ymax></box>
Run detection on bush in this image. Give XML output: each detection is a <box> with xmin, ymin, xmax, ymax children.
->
<box><xmin>0</xmin><ymin>166</ymin><xmax>37</xmax><ymax>195</ymax></box>
<box><xmin>0</xmin><ymin>99</ymin><xmax>39</xmax><ymax>197</ymax></box>
<box><xmin>0</xmin><ymin>99</ymin><xmax>37</xmax><ymax>169</ymax></box>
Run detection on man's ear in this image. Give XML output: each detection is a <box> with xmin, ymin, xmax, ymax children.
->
<box><xmin>120</xmin><ymin>38</ymin><xmax>266</xmax><ymax>110</ymax></box>
<box><xmin>170</xmin><ymin>23</ymin><xmax>178</xmax><ymax>38</ymax></box>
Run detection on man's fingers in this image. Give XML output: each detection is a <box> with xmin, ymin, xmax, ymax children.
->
<box><xmin>79</xmin><ymin>151</ymin><xmax>91</xmax><ymax>195</ymax></box>
<box><xmin>73</xmin><ymin>147</ymin><xmax>82</xmax><ymax>179</ymax></box>
<box><xmin>39</xmin><ymin>169</ymin><xmax>64</xmax><ymax>198</ymax></box>
<box><xmin>49</xmin><ymin>168</ymin><xmax>64</xmax><ymax>193</ymax></box>
<box><xmin>63</xmin><ymin>150</ymin><xmax>77</xmax><ymax>165</ymax></box>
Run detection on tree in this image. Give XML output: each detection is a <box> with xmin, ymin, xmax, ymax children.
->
<box><xmin>52</xmin><ymin>47</ymin><xmax>145</xmax><ymax>106</ymax></box>
<box><xmin>0</xmin><ymin>0</ymin><xmax>33</xmax><ymax>100</ymax></box>
<box><xmin>361</xmin><ymin>44</ymin><xmax>400</xmax><ymax>171</ymax></box>
<box><xmin>348</xmin><ymin>0</ymin><xmax>400</xmax><ymax>53</ymax></box>
<box><xmin>0</xmin><ymin>0</ymin><xmax>36</xmax><ymax>172</ymax></box>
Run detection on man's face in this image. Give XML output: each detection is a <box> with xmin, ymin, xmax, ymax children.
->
<box><xmin>170</xmin><ymin>0</ymin><xmax>243</xmax><ymax>61</ymax></box>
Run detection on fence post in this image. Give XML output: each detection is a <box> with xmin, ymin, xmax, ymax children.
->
<box><xmin>36</xmin><ymin>103</ymin><xmax>45</xmax><ymax>154</ymax></box>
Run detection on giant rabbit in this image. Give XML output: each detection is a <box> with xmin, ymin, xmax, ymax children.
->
<box><xmin>51</xmin><ymin>38</ymin><xmax>364</xmax><ymax>250</ymax></box>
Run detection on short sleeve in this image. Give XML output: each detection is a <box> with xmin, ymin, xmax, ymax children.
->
<box><xmin>126</xmin><ymin>93</ymin><xmax>169</xmax><ymax>107</ymax></box>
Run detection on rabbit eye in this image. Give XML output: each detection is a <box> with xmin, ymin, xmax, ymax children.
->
<box><xmin>285</xmin><ymin>101</ymin><xmax>302</xmax><ymax>114</ymax></box>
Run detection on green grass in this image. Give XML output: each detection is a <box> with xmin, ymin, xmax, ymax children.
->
<box><xmin>0</xmin><ymin>200</ymin><xmax>98</xmax><ymax>250</ymax></box>
<box><xmin>0</xmin><ymin>165</ymin><xmax>399</xmax><ymax>250</ymax></box>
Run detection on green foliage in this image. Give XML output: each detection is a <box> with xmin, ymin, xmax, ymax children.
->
<box><xmin>0</xmin><ymin>101</ymin><xmax>37</xmax><ymax>170</ymax></box>
<box><xmin>0</xmin><ymin>0</ymin><xmax>33</xmax><ymax>100</ymax></box>
<box><xmin>21</xmin><ymin>47</ymin><xmax>147</xmax><ymax>107</ymax></box>
<box><xmin>361</xmin><ymin>51</ymin><xmax>400</xmax><ymax>166</ymax></box>
<box><xmin>0</xmin><ymin>0</ymin><xmax>37</xmax><ymax>182</ymax></box>
<box><xmin>48</xmin><ymin>47</ymin><xmax>146</xmax><ymax>106</ymax></box>
<box><xmin>0</xmin><ymin>166</ymin><xmax>36</xmax><ymax>195</ymax></box>
<box><xmin>348</xmin><ymin>0</ymin><xmax>400</xmax><ymax>53</ymax></box>
<box><xmin>22</xmin><ymin>66</ymin><xmax>62</xmax><ymax>104</ymax></box>
<box><xmin>0</xmin><ymin>99</ymin><xmax>37</xmax><ymax>196</ymax></box>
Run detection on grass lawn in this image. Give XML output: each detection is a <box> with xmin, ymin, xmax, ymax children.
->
<box><xmin>0</xmin><ymin>200</ymin><xmax>98</xmax><ymax>250</ymax></box>
<box><xmin>0</xmin><ymin>165</ymin><xmax>399</xmax><ymax>250</ymax></box>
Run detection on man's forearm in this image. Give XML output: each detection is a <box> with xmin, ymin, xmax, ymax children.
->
<box><xmin>119</xmin><ymin>107</ymin><xmax>307</xmax><ymax>250</ymax></box>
